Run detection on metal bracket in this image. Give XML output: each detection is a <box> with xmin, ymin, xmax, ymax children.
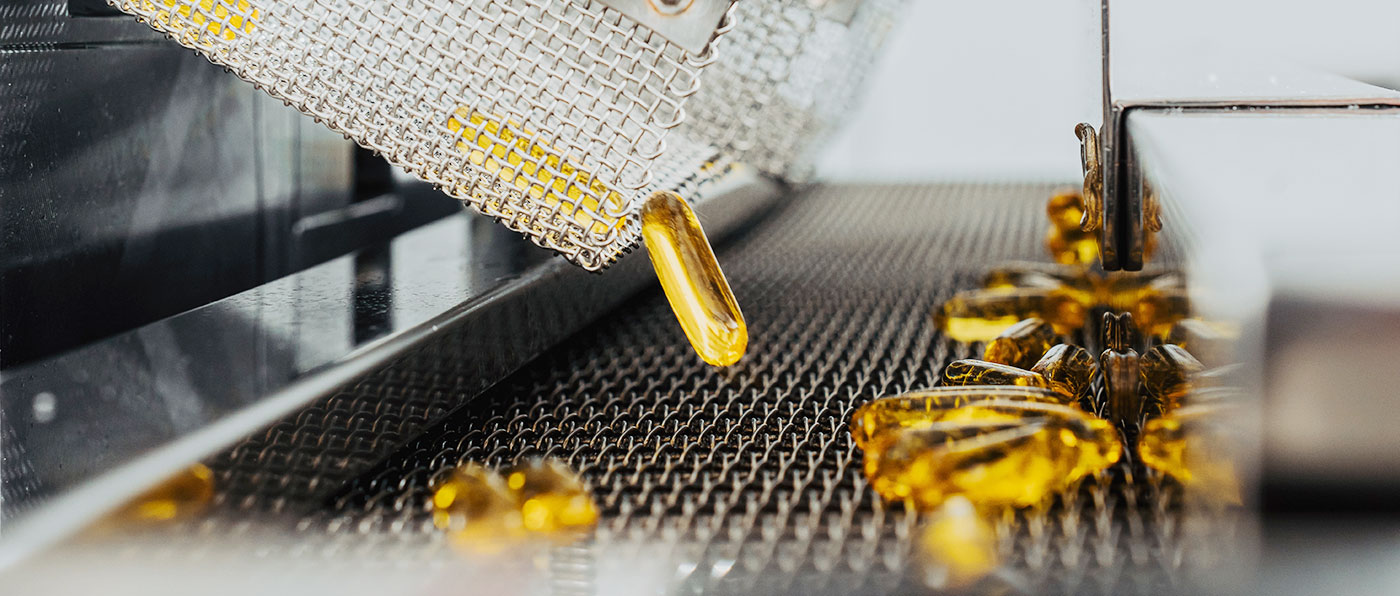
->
<box><xmin>595</xmin><ymin>0</ymin><xmax>733</xmax><ymax>55</ymax></box>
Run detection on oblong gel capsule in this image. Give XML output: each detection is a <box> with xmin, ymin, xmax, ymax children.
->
<box><xmin>1031</xmin><ymin>343</ymin><xmax>1096</xmax><ymax>400</ymax></box>
<box><xmin>642</xmin><ymin>191</ymin><xmax>747</xmax><ymax>366</ymax></box>
<box><xmin>1046</xmin><ymin>190</ymin><xmax>1087</xmax><ymax>233</ymax></box>
<box><xmin>942</xmin><ymin>359</ymin><xmax>1051</xmax><ymax>391</ymax></box>
<box><xmin>432</xmin><ymin>463</ymin><xmax>525</xmax><ymax>552</ymax></box>
<box><xmin>1139</xmin><ymin>403</ymin><xmax>1243</xmax><ymax>504</ymax></box>
<box><xmin>983</xmin><ymin>318</ymin><xmax>1058</xmax><ymax>369</ymax></box>
<box><xmin>850</xmin><ymin>386</ymin><xmax>1070</xmax><ymax>451</ymax></box>
<box><xmin>1045</xmin><ymin>225</ymin><xmax>1099</xmax><ymax>266</ymax></box>
<box><xmin>1140</xmin><ymin>344</ymin><xmax>1205</xmax><ymax>412</ymax></box>
<box><xmin>112</xmin><ymin>464</ymin><xmax>215</xmax><ymax>523</ymax></box>
<box><xmin>917</xmin><ymin>496</ymin><xmax>999</xmax><ymax>590</ymax></box>
<box><xmin>504</xmin><ymin>459</ymin><xmax>599</xmax><ymax>538</ymax></box>
<box><xmin>934</xmin><ymin>288</ymin><xmax>1087</xmax><ymax>342</ymax></box>
<box><xmin>983</xmin><ymin>264</ymin><xmax>1101</xmax><ymax>307</ymax></box>
<box><xmin>863</xmin><ymin>400</ymin><xmax>1121</xmax><ymax>510</ymax></box>
<box><xmin>1129</xmin><ymin>286</ymin><xmax>1191</xmax><ymax>339</ymax></box>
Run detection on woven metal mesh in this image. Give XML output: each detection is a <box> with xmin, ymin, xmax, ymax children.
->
<box><xmin>107</xmin><ymin>0</ymin><xmax>898</xmax><ymax>269</ymax></box>
<box><xmin>681</xmin><ymin>0</ymin><xmax>902</xmax><ymax>180</ymax></box>
<box><xmin>120</xmin><ymin>182</ymin><xmax>1246</xmax><ymax>595</ymax></box>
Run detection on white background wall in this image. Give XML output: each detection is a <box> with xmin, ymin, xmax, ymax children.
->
<box><xmin>816</xmin><ymin>0</ymin><xmax>1400</xmax><ymax>182</ymax></box>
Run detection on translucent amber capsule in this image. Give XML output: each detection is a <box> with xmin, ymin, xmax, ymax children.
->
<box><xmin>505</xmin><ymin>460</ymin><xmax>599</xmax><ymax>537</ymax></box>
<box><xmin>984</xmin><ymin>263</ymin><xmax>1101</xmax><ymax>307</ymax></box>
<box><xmin>1130</xmin><ymin>286</ymin><xmax>1190</xmax><ymax>339</ymax></box>
<box><xmin>1045</xmin><ymin>225</ymin><xmax>1099</xmax><ymax>266</ymax></box>
<box><xmin>917</xmin><ymin>496</ymin><xmax>999</xmax><ymax>590</ymax></box>
<box><xmin>1139</xmin><ymin>404</ymin><xmax>1242</xmax><ymax>504</ymax></box>
<box><xmin>641</xmin><ymin>191</ymin><xmax>747</xmax><ymax>366</ymax></box>
<box><xmin>113</xmin><ymin>463</ymin><xmax>214</xmax><ymax>523</ymax></box>
<box><xmin>1046</xmin><ymin>190</ymin><xmax>1087</xmax><ymax>232</ymax></box>
<box><xmin>864</xmin><ymin>400</ymin><xmax>1121</xmax><ymax>509</ymax></box>
<box><xmin>850</xmin><ymin>386</ymin><xmax>1071</xmax><ymax>451</ymax></box>
<box><xmin>1140</xmin><ymin>344</ymin><xmax>1204</xmax><ymax>412</ymax></box>
<box><xmin>983</xmin><ymin>318</ymin><xmax>1057</xmax><ymax>369</ymax></box>
<box><xmin>934</xmin><ymin>288</ymin><xmax>1087</xmax><ymax>341</ymax></box>
<box><xmin>1101</xmin><ymin>313</ymin><xmax>1143</xmax><ymax>425</ymax></box>
<box><xmin>433</xmin><ymin>463</ymin><xmax>524</xmax><ymax>551</ymax></box>
<box><xmin>942</xmin><ymin>359</ymin><xmax>1050</xmax><ymax>391</ymax></box>
<box><xmin>1031</xmin><ymin>343</ymin><xmax>1096</xmax><ymax>400</ymax></box>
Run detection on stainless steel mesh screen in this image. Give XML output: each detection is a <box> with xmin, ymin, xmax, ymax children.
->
<box><xmin>132</xmin><ymin>183</ymin><xmax>1244</xmax><ymax>595</ymax></box>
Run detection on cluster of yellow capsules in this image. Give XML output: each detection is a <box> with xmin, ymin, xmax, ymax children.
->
<box><xmin>430</xmin><ymin>459</ymin><xmax>599</xmax><ymax>552</ymax></box>
<box><xmin>852</xmin><ymin>190</ymin><xmax>1241</xmax><ymax>588</ymax></box>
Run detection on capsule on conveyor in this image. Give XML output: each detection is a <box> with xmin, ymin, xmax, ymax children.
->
<box><xmin>1128</xmin><ymin>286</ymin><xmax>1191</xmax><ymax>339</ymax></box>
<box><xmin>849</xmin><ymin>386</ymin><xmax>1072</xmax><ymax>450</ymax></box>
<box><xmin>941</xmin><ymin>359</ymin><xmax>1051</xmax><ymax>391</ymax></box>
<box><xmin>112</xmin><ymin>463</ymin><xmax>215</xmax><ymax>523</ymax></box>
<box><xmin>1031</xmin><ymin>343</ymin><xmax>1097</xmax><ymax>400</ymax></box>
<box><xmin>642</xmin><ymin>190</ymin><xmax>748</xmax><ymax>367</ymax></box>
<box><xmin>504</xmin><ymin>459</ymin><xmax>598</xmax><ymax>537</ymax></box>
<box><xmin>1139</xmin><ymin>403</ymin><xmax>1243</xmax><ymax>504</ymax></box>
<box><xmin>982</xmin><ymin>317</ymin><xmax>1057</xmax><ymax>369</ymax></box>
<box><xmin>1045</xmin><ymin>191</ymin><xmax>1099</xmax><ymax>265</ymax></box>
<box><xmin>935</xmin><ymin>287</ymin><xmax>1087</xmax><ymax>341</ymax></box>
<box><xmin>863</xmin><ymin>400</ymin><xmax>1120</xmax><ymax>509</ymax></box>
<box><xmin>917</xmin><ymin>496</ymin><xmax>999</xmax><ymax>590</ymax></box>
<box><xmin>983</xmin><ymin>263</ymin><xmax>1100</xmax><ymax>306</ymax></box>
<box><xmin>432</xmin><ymin>463</ymin><xmax>525</xmax><ymax>551</ymax></box>
<box><xmin>1140</xmin><ymin>344</ymin><xmax>1205</xmax><ymax>413</ymax></box>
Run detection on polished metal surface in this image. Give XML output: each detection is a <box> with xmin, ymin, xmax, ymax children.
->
<box><xmin>594</xmin><ymin>0</ymin><xmax>734</xmax><ymax>54</ymax></box>
<box><xmin>1127</xmin><ymin>109</ymin><xmax>1400</xmax><ymax>502</ymax></box>
<box><xmin>3</xmin><ymin>183</ymin><xmax>1255</xmax><ymax>596</ymax></box>
<box><xmin>0</xmin><ymin>166</ymin><xmax>778</xmax><ymax>566</ymax></box>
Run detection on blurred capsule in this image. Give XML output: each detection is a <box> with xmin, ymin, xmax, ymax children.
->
<box><xmin>1129</xmin><ymin>286</ymin><xmax>1191</xmax><ymax>339</ymax></box>
<box><xmin>505</xmin><ymin>459</ymin><xmax>599</xmax><ymax>538</ymax></box>
<box><xmin>916</xmin><ymin>496</ymin><xmax>999</xmax><ymax>590</ymax></box>
<box><xmin>935</xmin><ymin>288</ymin><xmax>1087</xmax><ymax>341</ymax></box>
<box><xmin>433</xmin><ymin>463</ymin><xmax>524</xmax><ymax>551</ymax></box>
<box><xmin>1046</xmin><ymin>225</ymin><xmax>1099</xmax><ymax>266</ymax></box>
<box><xmin>1140</xmin><ymin>344</ymin><xmax>1205</xmax><ymax>413</ymax></box>
<box><xmin>942</xmin><ymin>359</ymin><xmax>1051</xmax><ymax>391</ymax></box>
<box><xmin>1045</xmin><ymin>190</ymin><xmax>1086</xmax><ymax>232</ymax></box>
<box><xmin>864</xmin><ymin>400</ymin><xmax>1121</xmax><ymax>509</ymax></box>
<box><xmin>1167</xmin><ymin>318</ymin><xmax>1239</xmax><ymax>367</ymax></box>
<box><xmin>1031</xmin><ymin>343</ymin><xmax>1096</xmax><ymax>400</ymax></box>
<box><xmin>982</xmin><ymin>318</ymin><xmax>1057</xmax><ymax>369</ymax></box>
<box><xmin>1139</xmin><ymin>404</ymin><xmax>1242</xmax><ymax>504</ymax></box>
<box><xmin>112</xmin><ymin>464</ymin><xmax>214</xmax><ymax>523</ymax></box>
<box><xmin>850</xmin><ymin>386</ymin><xmax>1071</xmax><ymax>451</ymax></box>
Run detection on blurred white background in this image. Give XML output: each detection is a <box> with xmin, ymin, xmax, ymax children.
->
<box><xmin>817</xmin><ymin>0</ymin><xmax>1400</xmax><ymax>182</ymax></box>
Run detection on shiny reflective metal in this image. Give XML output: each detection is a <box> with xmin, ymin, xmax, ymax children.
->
<box><xmin>594</xmin><ymin>0</ymin><xmax>731</xmax><ymax>53</ymax></box>
<box><xmin>1094</xmin><ymin>0</ymin><xmax>1400</xmax><ymax>271</ymax></box>
<box><xmin>0</xmin><ymin>165</ymin><xmax>777</xmax><ymax>567</ymax></box>
<box><xmin>104</xmin><ymin>0</ymin><xmax>896</xmax><ymax>270</ymax></box>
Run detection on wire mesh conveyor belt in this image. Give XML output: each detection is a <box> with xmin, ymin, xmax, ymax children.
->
<box><xmin>70</xmin><ymin>183</ymin><xmax>1240</xmax><ymax>595</ymax></box>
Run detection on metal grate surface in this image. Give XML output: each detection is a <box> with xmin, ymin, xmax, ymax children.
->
<box><xmin>189</xmin><ymin>183</ymin><xmax>1238</xmax><ymax>594</ymax></box>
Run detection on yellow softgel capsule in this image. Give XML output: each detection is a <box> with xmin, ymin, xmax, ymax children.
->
<box><xmin>934</xmin><ymin>288</ymin><xmax>1087</xmax><ymax>342</ymax></box>
<box><xmin>505</xmin><ymin>459</ymin><xmax>599</xmax><ymax>537</ymax></box>
<box><xmin>432</xmin><ymin>463</ymin><xmax>524</xmax><ymax>551</ymax></box>
<box><xmin>1031</xmin><ymin>343</ymin><xmax>1096</xmax><ymax>400</ymax></box>
<box><xmin>942</xmin><ymin>359</ymin><xmax>1051</xmax><ymax>391</ymax></box>
<box><xmin>1125</xmin><ymin>285</ymin><xmax>1190</xmax><ymax>339</ymax></box>
<box><xmin>916</xmin><ymin>496</ymin><xmax>999</xmax><ymax>590</ymax></box>
<box><xmin>1045</xmin><ymin>190</ymin><xmax>1087</xmax><ymax>233</ymax></box>
<box><xmin>113</xmin><ymin>463</ymin><xmax>214</xmax><ymax>523</ymax></box>
<box><xmin>983</xmin><ymin>262</ymin><xmax>1101</xmax><ymax>307</ymax></box>
<box><xmin>863</xmin><ymin>400</ymin><xmax>1121</xmax><ymax>510</ymax></box>
<box><xmin>1045</xmin><ymin>225</ymin><xmax>1100</xmax><ymax>266</ymax></box>
<box><xmin>642</xmin><ymin>191</ymin><xmax>747</xmax><ymax>366</ymax></box>
<box><xmin>1139</xmin><ymin>404</ymin><xmax>1242</xmax><ymax>504</ymax></box>
<box><xmin>983</xmin><ymin>317</ymin><xmax>1057</xmax><ymax>369</ymax></box>
<box><xmin>1140</xmin><ymin>344</ymin><xmax>1205</xmax><ymax>412</ymax></box>
<box><xmin>849</xmin><ymin>386</ymin><xmax>1071</xmax><ymax>451</ymax></box>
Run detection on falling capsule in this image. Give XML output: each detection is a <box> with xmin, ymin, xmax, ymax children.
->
<box><xmin>1046</xmin><ymin>191</ymin><xmax>1087</xmax><ymax>232</ymax></box>
<box><xmin>505</xmin><ymin>459</ymin><xmax>599</xmax><ymax>537</ymax></box>
<box><xmin>863</xmin><ymin>400</ymin><xmax>1121</xmax><ymax>510</ymax></box>
<box><xmin>1045</xmin><ymin>225</ymin><xmax>1099</xmax><ymax>266</ymax></box>
<box><xmin>934</xmin><ymin>287</ymin><xmax>1087</xmax><ymax>341</ymax></box>
<box><xmin>942</xmin><ymin>359</ymin><xmax>1051</xmax><ymax>391</ymax></box>
<box><xmin>1031</xmin><ymin>343</ymin><xmax>1096</xmax><ymax>400</ymax></box>
<box><xmin>1139</xmin><ymin>403</ymin><xmax>1243</xmax><ymax>504</ymax></box>
<box><xmin>112</xmin><ymin>464</ymin><xmax>215</xmax><ymax>523</ymax></box>
<box><xmin>916</xmin><ymin>496</ymin><xmax>999</xmax><ymax>590</ymax></box>
<box><xmin>433</xmin><ymin>463</ymin><xmax>525</xmax><ymax>551</ymax></box>
<box><xmin>982</xmin><ymin>318</ymin><xmax>1057</xmax><ymax>369</ymax></box>
<box><xmin>641</xmin><ymin>191</ymin><xmax>747</xmax><ymax>366</ymax></box>
<box><xmin>1140</xmin><ymin>344</ymin><xmax>1205</xmax><ymax>413</ymax></box>
<box><xmin>849</xmin><ymin>386</ymin><xmax>1071</xmax><ymax>451</ymax></box>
